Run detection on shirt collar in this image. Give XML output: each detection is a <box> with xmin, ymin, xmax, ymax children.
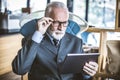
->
<box><xmin>46</xmin><ymin>32</ymin><xmax>61</xmax><ymax>46</ymax></box>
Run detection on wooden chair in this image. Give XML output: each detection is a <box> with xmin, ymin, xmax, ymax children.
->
<box><xmin>105</xmin><ymin>40</ymin><xmax>120</xmax><ymax>80</ymax></box>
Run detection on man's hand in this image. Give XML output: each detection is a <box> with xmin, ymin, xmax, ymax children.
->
<box><xmin>37</xmin><ymin>17</ymin><xmax>53</xmax><ymax>35</ymax></box>
<box><xmin>83</xmin><ymin>61</ymin><xmax>98</xmax><ymax>76</ymax></box>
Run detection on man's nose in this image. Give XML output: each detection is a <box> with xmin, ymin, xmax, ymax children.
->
<box><xmin>57</xmin><ymin>24</ymin><xmax>64</xmax><ymax>30</ymax></box>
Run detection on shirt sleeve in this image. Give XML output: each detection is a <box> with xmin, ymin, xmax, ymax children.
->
<box><xmin>32</xmin><ymin>31</ymin><xmax>44</xmax><ymax>43</ymax></box>
<box><xmin>83</xmin><ymin>75</ymin><xmax>92</xmax><ymax>80</ymax></box>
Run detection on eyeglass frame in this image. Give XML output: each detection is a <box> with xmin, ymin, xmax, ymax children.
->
<box><xmin>51</xmin><ymin>20</ymin><xmax>68</xmax><ymax>27</ymax></box>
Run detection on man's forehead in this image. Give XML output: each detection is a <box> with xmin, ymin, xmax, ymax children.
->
<box><xmin>49</xmin><ymin>8</ymin><xmax>69</xmax><ymax>21</ymax></box>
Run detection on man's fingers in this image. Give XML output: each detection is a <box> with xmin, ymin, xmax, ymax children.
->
<box><xmin>41</xmin><ymin>17</ymin><xmax>53</xmax><ymax>24</ymax></box>
<box><xmin>83</xmin><ymin>62</ymin><xmax>98</xmax><ymax>76</ymax></box>
<box><xmin>37</xmin><ymin>17</ymin><xmax>53</xmax><ymax>34</ymax></box>
<box><xmin>46</xmin><ymin>17</ymin><xmax>53</xmax><ymax>23</ymax></box>
<box><xmin>38</xmin><ymin>17</ymin><xmax>53</xmax><ymax>27</ymax></box>
<box><xmin>89</xmin><ymin>62</ymin><xmax>98</xmax><ymax>71</ymax></box>
<box><xmin>84</xmin><ymin>63</ymin><xmax>95</xmax><ymax>72</ymax></box>
<box><xmin>38</xmin><ymin>20</ymin><xmax>46</xmax><ymax>26</ymax></box>
<box><xmin>83</xmin><ymin>67</ymin><xmax>96</xmax><ymax>76</ymax></box>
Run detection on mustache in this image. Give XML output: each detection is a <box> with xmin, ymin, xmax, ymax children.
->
<box><xmin>54</xmin><ymin>30</ymin><xmax>65</xmax><ymax>34</ymax></box>
<box><xmin>47</xmin><ymin>27</ymin><xmax>65</xmax><ymax>34</ymax></box>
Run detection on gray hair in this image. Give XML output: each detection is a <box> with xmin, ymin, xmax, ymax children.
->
<box><xmin>45</xmin><ymin>1</ymin><xmax>68</xmax><ymax>17</ymax></box>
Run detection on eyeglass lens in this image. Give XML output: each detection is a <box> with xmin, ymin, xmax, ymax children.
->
<box><xmin>52</xmin><ymin>21</ymin><xmax>68</xmax><ymax>27</ymax></box>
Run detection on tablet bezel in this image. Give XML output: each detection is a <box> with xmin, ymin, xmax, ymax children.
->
<box><xmin>59</xmin><ymin>53</ymin><xmax>100</xmax><ymax>74</ymax></box>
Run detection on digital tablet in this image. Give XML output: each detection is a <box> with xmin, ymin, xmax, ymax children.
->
<box><xmin>59</xmin><ymin>53</ymin><xmax>99</xmax><ymax>74</ymax></box>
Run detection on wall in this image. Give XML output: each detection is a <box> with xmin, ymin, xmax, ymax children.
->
<box><xmin>0</xmin><ymin>34</ymin><xmax>23</xmax><ymax>80</ymax></box>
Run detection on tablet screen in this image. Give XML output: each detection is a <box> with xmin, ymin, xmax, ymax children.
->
<box><xmin>59</xmin><ymin>53</ymin><xmax>99</xmax><ymax>74</ymax></box>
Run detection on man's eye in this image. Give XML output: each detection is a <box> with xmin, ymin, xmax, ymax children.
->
<box><xmin>53</xmin><ymin>21</ymin><xmax>58</xmax><ymax>23</ymax></box>
<box><xmin>63</xmin><ymin>22</ymin><xmax>67</xmax><ymax>24</ymax></box>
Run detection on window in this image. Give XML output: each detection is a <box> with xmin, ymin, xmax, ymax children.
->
<box><xmin>50</xmin><ymin>0</ymin><xmax>67</xmax><ymax>6</ymax></box>
<box><xmin>30</xmin><ymin>0</ymin><xmax>47</xmax><ymax>12</ymax></box>
<box><xmin>73</xmin><ymin>0</ymin><xmax>86</xmax><ymax>19</ymax></box>
<box><xmin>107</xmin><ymin>32</ymin><xmax>120</xmax><ymax>40</ymax></box>
<box><xmin>7</xmin><ymin>0</ymin><xmax>47</xmax><ymax>13</ymax></box>
<box><xmin>88</xmin><ymin>0</ymin><xmax>116</xmax><ymax>29</ymax></box>
<box><xmin>81</xmin><ymin>32</ymin><xmax>100</xmax><ymax>47</ymax></box>
<box><xmin>7</xmin><ymin>0</ymin><xmax>27</xmax><ymax>14</ymax></box>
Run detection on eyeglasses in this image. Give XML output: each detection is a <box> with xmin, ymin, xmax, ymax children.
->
<box><xmin>52</xmin><ymin>21</ymin><xmax>68</xmax><ymax>27</ymax></box>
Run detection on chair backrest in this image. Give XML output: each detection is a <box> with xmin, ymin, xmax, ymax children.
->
<box><xmin>19</xmin><ymin>10</ymin><xmax>88</xmax><ymax>38</ymax></box>
<box><xmin>105</xmin><ymin>40</ymin><xmax>120</xmax><ymax>79</ymax></box>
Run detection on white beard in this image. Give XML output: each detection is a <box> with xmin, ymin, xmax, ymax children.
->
<box><xmin>48</xmin><ymin>28</ymin><xmax>65</xmax><ymax>40</ymax></box>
